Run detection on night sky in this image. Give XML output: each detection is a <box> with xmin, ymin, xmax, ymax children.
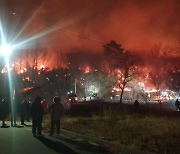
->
<box><xmin>0</xmin><ymin>0</ymin><xmax>180</xmax><ymax>55</ymax></box>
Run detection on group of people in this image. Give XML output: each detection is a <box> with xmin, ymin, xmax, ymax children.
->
<box><xmin>20</xmin><ymin>98</ymin><xmax>33</xmax><ymax>125</ymax></box>
<box><xmin>0</xmin><ymin>97</ymin><xmax>33</xmax><ymax>127</ymax></box>
<box><xmin>30</xmin><ymin>96</ymin><xmax>64</xmax><ymax>137</ymax></box>
<box><xmin>0</xmin><ymin>96</ymin><xmax>64</xmax><ymax>137</ymax></box>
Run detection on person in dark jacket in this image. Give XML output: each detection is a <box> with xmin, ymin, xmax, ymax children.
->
<box><xmin>175</xmin><ymin>99</ymin><xmax>180</xmax><ymax>111</ymax></box>
<box><xmin>20</xmin><ymin>99</ymin><xmax>27</xmax><ymax>125</ymax></box>
<box><xmin>31</xmin><ymin>96</ymin><xmax>44</xmax><ymax>136</ymax></box>
<box><xmin>49</xmin><ymin>96</ymin><xmax>64</xmax><ymax>136</ymax></box>
<box><xmin>25</xmin><ymin>98</ymin><xmax>32</xmax><ymax>122</ymax></box>
<box><xmin>0</xmin><ymin>98</ymin><xmax>9</xmax><ymax>127</ymax></box>
<box><xmin>134</xmin><ymin>100</ymin><xmax>139</xmax><ymax>112</ymax></box>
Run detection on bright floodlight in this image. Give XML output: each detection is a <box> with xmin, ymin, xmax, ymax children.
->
<box><xmin>0</xmin><ymin>44</ymin><xmax>13</xmax><ymax>57</ymax></box>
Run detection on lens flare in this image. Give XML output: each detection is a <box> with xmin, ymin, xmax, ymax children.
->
<box><xmin>0</xmin><ymin>44</ymin><xmax>13</xmax><ymax>57</ymax></box>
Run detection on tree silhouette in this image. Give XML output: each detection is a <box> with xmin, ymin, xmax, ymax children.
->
<box><xmin>104</xmin><ymin>40</ymin><xmax>137</xmax><ymax>103</ymax></box>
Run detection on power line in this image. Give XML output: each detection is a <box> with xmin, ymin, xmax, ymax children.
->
<box><xmin>64</xmin><ymin>26</ymin><xmax>105</xmax><ymax>42</ymax></box>
<box><xmin>58</xmin><ymin>28</ymin><xmax>105</xmax><ymax>46</ymax></box>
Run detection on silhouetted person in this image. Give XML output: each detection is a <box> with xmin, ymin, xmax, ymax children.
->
<box><xmin>31</xmin><ymin>96</ymin><xmax>44</xmax><ymax>136</ymax></box>
<box><xmin>26</xmin><ymin>98</ymin><xmax>32</xmax><ymax>122</ymax></box>
<box><xmin>20</xmin><ymin>99</ymin><xmax>27</xmax><ymax>125</ymax></box>
<box><xmin>49</xmin><ymin>96</ymin><xmax>64</xmax><ymax>136</ymax></box>
<box><xmin>175</xmin><ymin>99</ymin><xmax>180</xmax><ymax>111</ymax></box>
<box><xmin>134</xmin><ymin>100</ymin><xmax>139</xmax><ymax>112</ymax></box>
<box><xmin>0</xmin><ymin>98</ymin><xmax>9</xmax><ymax>127</ymax></box>
<box><xmin>158</xmin><ymin>99</ymin><xmax>162</xmax><ymax>108</ymax></box>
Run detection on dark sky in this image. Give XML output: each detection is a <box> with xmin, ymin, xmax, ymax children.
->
<box><xmin>0</xmin><ymin>0</ymin><xmax>180</xmax><ymax>55</ymax></box>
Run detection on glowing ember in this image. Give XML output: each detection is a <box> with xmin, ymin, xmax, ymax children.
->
<box><xmin>84</xmin><ymin>66</ymin><xmax>90</xmax><ymax>74</ymax></box>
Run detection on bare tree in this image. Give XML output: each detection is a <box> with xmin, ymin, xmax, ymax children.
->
<box><xmin>117</xmin><ymin>53</ymin><xmax>138</xmax><ymax>103</ymax></box>
<box><xmin>104</xmin><ymin>40</ymin><xmax>138</xmax><ymax>103</ymax></box>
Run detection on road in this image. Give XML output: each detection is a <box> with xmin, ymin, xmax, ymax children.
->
<box><xmin>0</xmin><ymin>122</ymin><xmax>110</xmax><ymax>154</ymax></box>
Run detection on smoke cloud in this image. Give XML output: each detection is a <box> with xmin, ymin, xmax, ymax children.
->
<box><xmin>0</xmin><ymin>0</ymin><xmax>180</xmax><ymax>55</ymax></box>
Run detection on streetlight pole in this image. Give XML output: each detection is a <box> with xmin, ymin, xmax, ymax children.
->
<box><xmin>75</xmin><ymin>79</ymin><xmax>77</xmax><ymax>94</ymax></box>
<box><xmin>0</xmin><ymin>43</ymin><xmax>15</xmax><ymax>126</ymax></box>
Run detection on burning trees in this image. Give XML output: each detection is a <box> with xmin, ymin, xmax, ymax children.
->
<box><xmin>166</xmin><ymin>57</ymin><xmax>180</xmax><ymax>95</ymax></box>
<box><xmin>104</xmin><ymin>40</ymin><xmax>138</xmax><ymax>103</ymax></box>
<box><xmin>167</xmin><ymin>69</ymin><xmax>180</xmax><ymax>93</ymax></box>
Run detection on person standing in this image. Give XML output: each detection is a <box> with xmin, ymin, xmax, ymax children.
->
<box><xmin>175</xmin><ymin>99</ymin><xmax>180</xmax><ymax>111</ymax></box>
<box><xmin>31</xmin><ymin>96</ymin><xmax>44</xmax><ymax>136</ymax></box>
<box><xmin>0</xmin><ymin>98</ymin><xmax>9</xmax><ymax>127</ymax></box>
<box><xmin>26</xmin><ymin>98</ymin><xmax>32</xmax><ymax>122</ymax></box>
<box><xmin>134</xmin><ymin>100</ymin><xmax>139</xmax><ymax>112</ymax></box>
<box><xmin>49</xmin><ymin>96</ymin><xmax>64</xmax><ymax>136</ymax></box>
<box><xmin>20</xmin><ymin>99</ymin><xmax>27</xmax><ymax>125</ymax></box>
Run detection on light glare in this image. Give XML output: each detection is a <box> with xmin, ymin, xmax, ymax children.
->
<box><xmin>0</xmin><ymin>44</ymin><xmax>13</xmax><ymax>57</ymax></box>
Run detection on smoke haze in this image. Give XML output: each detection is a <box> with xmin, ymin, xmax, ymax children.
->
<box><xmin>0</xmin><ymin>0</ymin><xmax>180</xmax><ymax>54</ymax></box>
